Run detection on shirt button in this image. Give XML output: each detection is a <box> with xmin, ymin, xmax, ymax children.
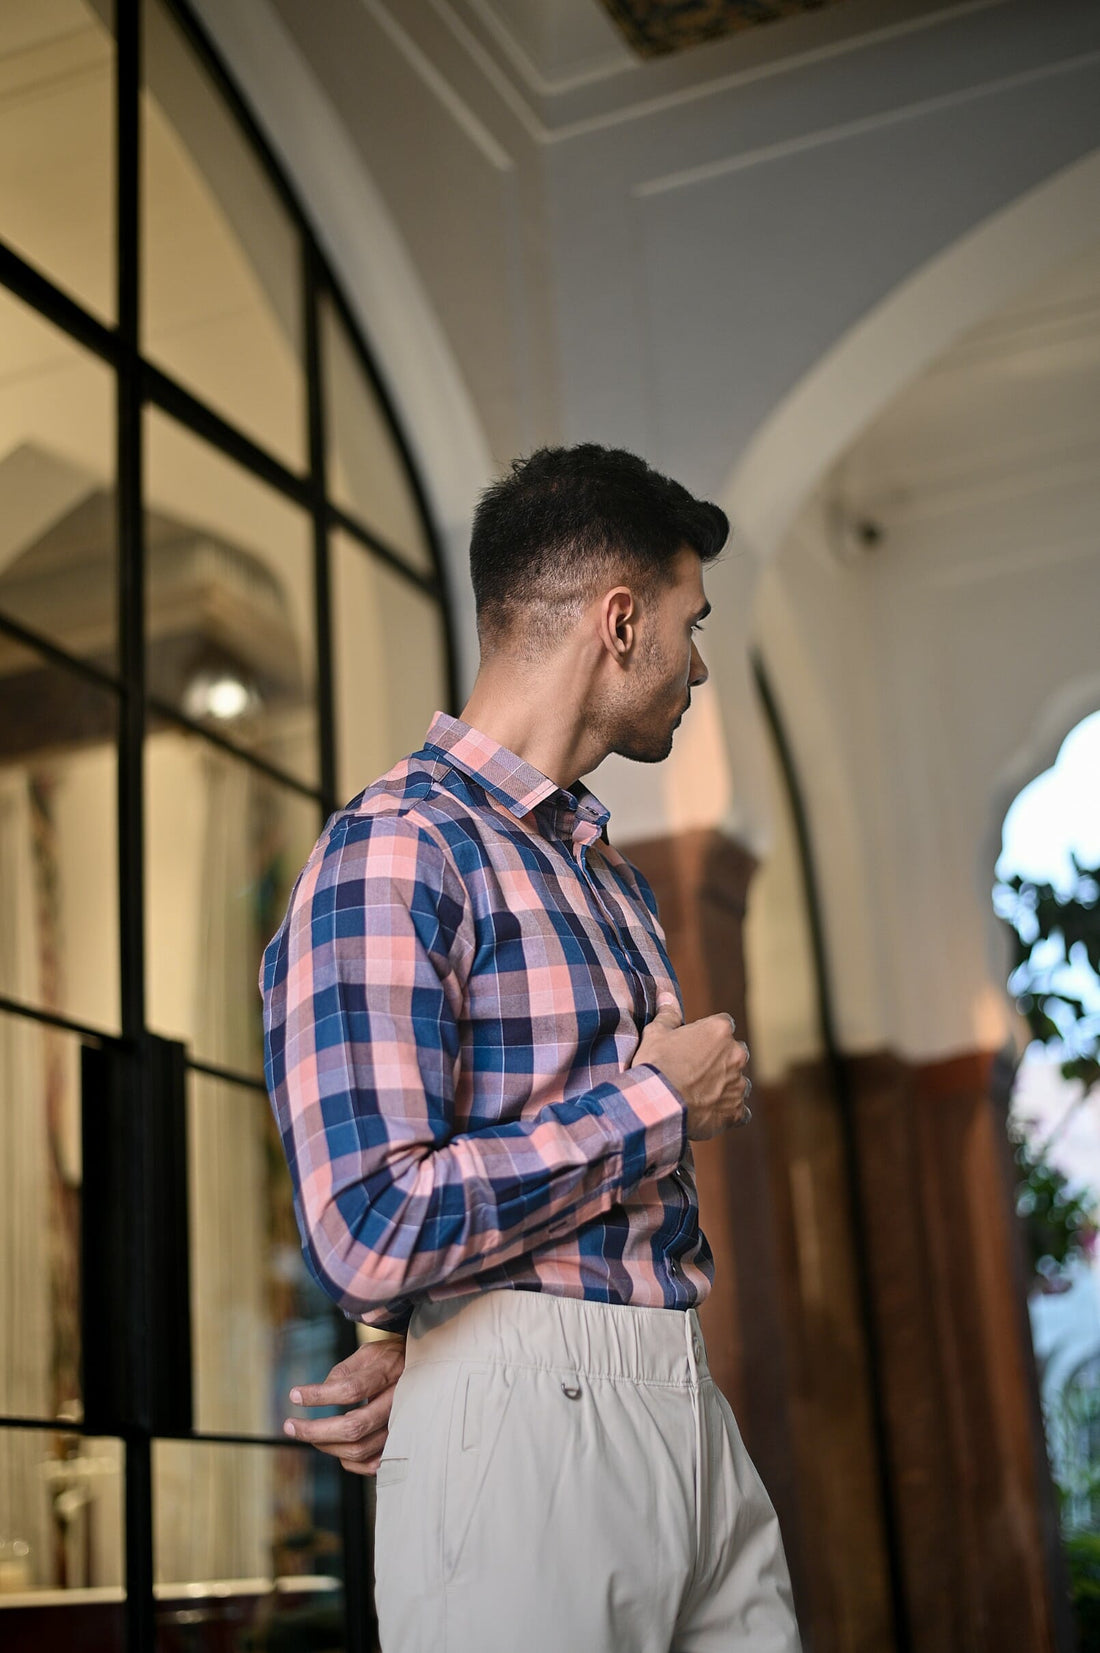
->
<box><xmin>692</xmin><ymin>1338</ymin><xmax>703</xmax><ymax>1361</ymax></box>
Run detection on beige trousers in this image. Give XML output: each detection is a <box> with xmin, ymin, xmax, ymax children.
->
<box><xmin>373</xmin><ymin>1288</ymin><xmax>802</xmax><ymax>1652</ymax></box>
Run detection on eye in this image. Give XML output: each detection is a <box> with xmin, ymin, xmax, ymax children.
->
<box><xmin>690</xmin><ymin>620</ymin><xmax>706</xmax><ymax>634</ymax></box>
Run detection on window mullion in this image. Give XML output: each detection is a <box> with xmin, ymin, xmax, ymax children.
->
<box><xmin>116</xmin><ymin>3</ymin><xmax>157</xmax><ymax>1651</ymax></box>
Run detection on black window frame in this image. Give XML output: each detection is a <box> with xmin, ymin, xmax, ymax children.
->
<box><xmin>0</xmin><ymin>1</ymin><xmax>457</xmax><ymax>1646</ymax></box>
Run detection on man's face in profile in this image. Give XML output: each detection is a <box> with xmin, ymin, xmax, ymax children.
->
<box><xmin>606</xmin><ymin>544</ymin><xmax>710</xmax><ymax>765</ymax></box>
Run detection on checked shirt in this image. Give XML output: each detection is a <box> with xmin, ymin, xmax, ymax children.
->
<box><xmin>260</xmin><ymin>708</ymin><xmax>714</xmax><ymax>1333</ymax></box>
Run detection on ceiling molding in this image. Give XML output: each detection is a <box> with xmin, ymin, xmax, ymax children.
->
<box><xmin>423</xmin><ymin>0</ymin><xmax>548</xmax><ymax>143</ymax></box>
<box><xmin>634</xmin><ymin>47</ymin><xmax>1100</xmax><ymax>194</ymax></box>
<box><xmin>465</xmin><ymin>0</ymin><xmax>635</xmax><ymax>97</ymax></box>
<box><xmin>365</xmin><ymin>0</ymin><xmax>518</xmax><ymax>168</ymax></box>
<box><xmin>427</xmin><ymin>0</ymin><xmax>1010</xmax><ymax>146</ymax></box>
<box><xmin>598</xmin><ymin>0</ymin><xmax>857</xmax><ymax>59</ymax></box>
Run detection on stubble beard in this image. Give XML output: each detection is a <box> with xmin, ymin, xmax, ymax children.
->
<box><xmin>593</xmin><ymin>632</ymin><xmax>680</xmax><ymax>765</ymax></box>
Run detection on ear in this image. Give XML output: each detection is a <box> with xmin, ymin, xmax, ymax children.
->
<box><xmin>601</xmin><ymin>586</ymin><xmax>635</xmax><ymax>659</ymax></box>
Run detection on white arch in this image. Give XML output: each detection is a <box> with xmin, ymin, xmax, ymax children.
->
<box><xmin>724</xmin><ymin>146</ymin><xmax>1100</xmax><ymax>561</ymax></box>
<box><xmin>190</xmin><ymin>0</ymin><xmax>494</xmax><ymax>692</ymax></box>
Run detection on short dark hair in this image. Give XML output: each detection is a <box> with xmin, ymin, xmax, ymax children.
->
<box><xmin>469</xmin><ymin>444</ymin><xmax>728</xmax><ymax>654</ymax></box>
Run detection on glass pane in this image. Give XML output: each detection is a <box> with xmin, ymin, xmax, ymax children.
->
<box><xmin>0</xmin><ymin>1013</ymin><xmax>86</xmax><ymax>1425</ymax></box>
<box><xmin>0</xmin><ymin>639</ymin><xmax>119</xmax><ymax>1033</ymax></box>
<box><xmin>187</xmin><ymin>1070</ymin><xmax>342</xmax><ymax>1438</ymax></box>
<box><xmin>145</xmin><ymin>734</ymin><xmax>319</xmax><ymax>1075</ymax></box>
<box><xmin>152</xmin><ymin>1438</ymin><xmax>345</xmax><ymax>1651</ymax></box>
<box><xmin>0</xmin><ymin>1</ymin><xmax>115</xmax><ymax>321</ymax></box>
<box><xmin>0</xmin><ymin>1426</ymin><xmax>124</xmax><ymax>1633</ymax></box>
<box><xmin>141</xmin><ymin>0</ymin><xmax>305</xmax><ymax>468</ymax></box>
<box><xmin>0</xmin><ymin>285</ymin><xmax>117</xmax><ymax>667</ymax></box>
<box><xmin>332</xmin><ymin>531</ymin><xmax>447</xmax><ymax>805</ymax></box>
<box><xmin>321</xmin><ymin>294</ymin><xmax>433</xmax><ymax>573</ymax></box>
<box><xmin>145</xmin><ymin>409</ymin><xmax>318</xmax><ymax>787</ymax></box>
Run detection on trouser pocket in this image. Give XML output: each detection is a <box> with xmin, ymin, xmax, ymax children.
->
<box><xmin>442</xmin><ymin>1360</ymin><xmax>514</xmax><ymax>1585</ymax></box>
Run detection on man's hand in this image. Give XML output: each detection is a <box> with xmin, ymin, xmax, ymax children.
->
<box><xmin>631</xmin><ymin>993</ymin><xmax>752</xmax><ymax>1140</ymax></box>
<box><xmin>283</xmin><ymin>1336</ymin><xmax>406</xmax><ymax>1475</ymax></box>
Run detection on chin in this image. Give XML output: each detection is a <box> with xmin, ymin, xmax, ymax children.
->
<box><xmin>616</xmin><ymin>729</ymin><xmax>676</xmax><ymax>765</ymax></box>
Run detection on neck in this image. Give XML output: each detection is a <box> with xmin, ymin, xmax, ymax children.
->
<box><xmin>459</xmin><ymin>658</ymin><xmax>607</xmax><ymax>790</ymax></box>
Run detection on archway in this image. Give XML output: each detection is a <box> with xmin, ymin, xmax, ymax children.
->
<box><xmin>724</xmin><ymin>145</ymin><xmax>1100</xmax><ymax>564</ymax></box>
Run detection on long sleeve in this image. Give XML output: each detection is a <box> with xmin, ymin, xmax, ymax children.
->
<box><xmin>261</xmin><ymin>810</ymin><xmax>687</xmax><ymax>1325</ymax></box>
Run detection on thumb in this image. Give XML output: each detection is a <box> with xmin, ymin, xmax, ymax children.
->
<box><xmin>652</xmin><ymin>991</ymin><xmax>683</xmax><ymax>1028</ymax></box>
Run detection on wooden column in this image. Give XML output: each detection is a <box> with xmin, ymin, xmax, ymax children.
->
<box><xmin>847</xmin><ymin>1048</ymin><xmax>1074</xmax><ymax>1653</ymax></box>
<box><xmin>625</xmin><ymin>824</ymin><xmax>1072</xmax><ymax>1653</ymax></box>
<box><xmin>758</xmin><ymin>1059</ymin><xmax>896</xmax><ymax>1653</ymax></box>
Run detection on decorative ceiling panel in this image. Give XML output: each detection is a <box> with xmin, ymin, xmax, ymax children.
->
<box><xmin>598</xmin><ymin>0</ymin><xmax>852</xmax><ymax>57</ymax></box>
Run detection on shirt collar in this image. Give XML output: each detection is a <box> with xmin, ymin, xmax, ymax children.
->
<box><xmin>422</xmin><ymin>709</ymin><xmax>611</xmax><ymax>841</ymax></box>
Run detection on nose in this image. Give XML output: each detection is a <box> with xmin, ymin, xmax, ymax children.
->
<box><xmin>690</xmin><ymin>642</ymin><xmax>708</xmax><ymax>687</ymax></box>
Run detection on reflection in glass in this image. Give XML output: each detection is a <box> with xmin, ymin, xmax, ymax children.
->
<box><xmin>0</xmin><ymin>1</ymin><xmax>115</xmax><ymax>321</ymax></box>
<box><xmin>0</xmin><ymin>1427</ymin><xmax>124</xmax><ymax>1602</ymax></box>
<box><xmin>141</xmin><ymin>0</ymin><xmax>305</xmax><ymax>468</ymax></box>
<box><xmin>152</xmin><ymin>1439</ymin><xmax>345</xmax><ymax>1651</ymax></box>
<box><xmin>187</xmin><ymin>1072</ymin><xmax>341</xmax><ymax>1438</ymax></box>
<box><xmin>144</xmin><ymin>735</ymin><xmax>319</xmax><ymax>1075</ymax></box>
<box><xmin>144</xmin><ymin>409</ymin><xmax>318</xmax><ymax>787</ymax></box>
<box><xmin>0</xmin><ymin>639</ymin><xmax>119</xmax><ymax>1032</ymax></box>
<box><xmin>321</xmin><ymin>294</ymin><xmax>433</xmax><ymax>573</ymax></box>
<box><xmin>0</xmin><ymin>1012</ymin><xmax>84</xmax><ymax>1426</ymax></box>
<box><xmin>0</xmin><ymin>285</ymin><xmax>117</xmax><ymax>667</ymax></box>
<box><xmin>332</xmin><ymin>531</ymin><xmax>447</xmax><ymax>805</ymax></box>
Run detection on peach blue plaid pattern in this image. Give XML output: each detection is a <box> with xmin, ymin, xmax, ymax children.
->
<box><xmin>260</xmin><ymin>709</ymin><xmax>714</xmax><ymax>1333</ymax></box>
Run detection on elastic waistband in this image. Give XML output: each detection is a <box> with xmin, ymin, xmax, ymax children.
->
<box><xmin>405</xmin><ymin>1289</ymin><xmax>710</xmax><ymax>1387</ymax></box>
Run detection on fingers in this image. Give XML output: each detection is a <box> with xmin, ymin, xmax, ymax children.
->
<box><xmin>291</xmin><ymin>1343</ymin><xmax>404</xmax><ymax>1409</ymax></box>
<box><xmin>291</xmin><ymin>1373</ymin><xmax>364</xmax><ymax>1408</ymax></box>
<box><xmin>284</xmin><ymin>1384</ymin><xmax>397</xmax><ymax>1447</ymax></box>
<box><xmin>310</xmin><ymin>1422</ymin><xmax>389</xmax><ymax>1472</ymax></box>
<box><xmin>652</xmin><ymin>991</ymin><xmax>683</xmax><ymax>1028</ymax></box>
<box><xmin>730</xmin><ymin>1072</ymin><xmax>753</xmax><ymax>1128</ymax></box>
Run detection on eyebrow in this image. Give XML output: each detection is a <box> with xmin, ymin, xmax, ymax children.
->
<box><xmin>692</xmin><ymin>601</ymin><xmax>712</xmax><ymax>622</ymax></box>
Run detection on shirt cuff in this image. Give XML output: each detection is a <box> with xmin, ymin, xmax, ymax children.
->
<box><xmin>594</xmin><ymin>1062</ymin><xmax>688</xmax><ymax>1192</ymax></box>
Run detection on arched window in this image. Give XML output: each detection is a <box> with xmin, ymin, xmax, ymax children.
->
<box><xmin>0</xmin><ymin>2</ymin><xmax>453</xmax><ymax>1644</ymax></box>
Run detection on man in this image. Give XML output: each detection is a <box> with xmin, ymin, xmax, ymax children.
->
<box><xmin>261</xmin><ymin>445</ymin><xmax>801</xmax><ymax>1651</ymax></box>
